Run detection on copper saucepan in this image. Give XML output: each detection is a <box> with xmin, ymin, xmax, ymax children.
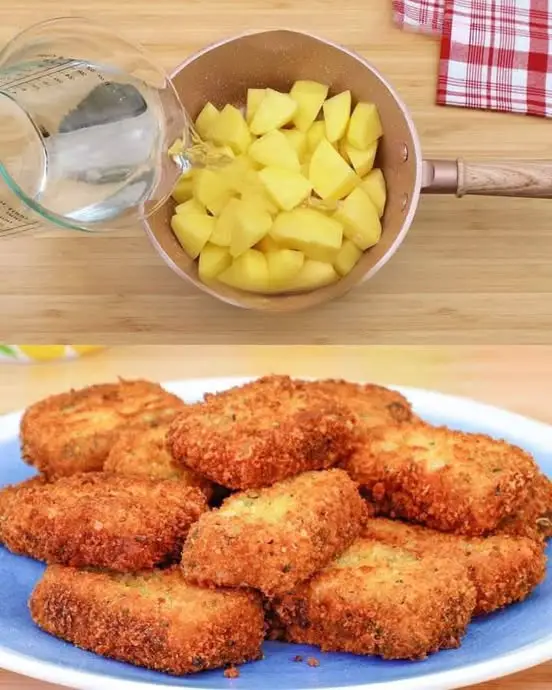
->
<box><xmin>145</xmin><ymin>29</ymin><xmax>552</xmax><ymax>312</ymax></box>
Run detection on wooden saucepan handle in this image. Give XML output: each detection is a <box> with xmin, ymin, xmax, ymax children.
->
<box><xmin>422</xmin><ymin>159</ymin><xmax>552</xmax><ymax>198</ymax></box>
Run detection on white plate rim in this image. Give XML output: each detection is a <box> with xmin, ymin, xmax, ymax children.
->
<box><xmin>0</xmin><ymin>375</ymin><xmax>551</xmax><ymax>690</ymax></box>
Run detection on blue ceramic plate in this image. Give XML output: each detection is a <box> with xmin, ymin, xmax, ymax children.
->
<box><xmin>0</xmin><ymin>378</ymin><xmax>550</xmax><ymax>690</ymax></box>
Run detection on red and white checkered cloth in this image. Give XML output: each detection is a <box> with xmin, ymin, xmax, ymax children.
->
<box><xmin>392</xmin><ymin>0</ymin><xmax>552</xmax><ymax>118</ymax></box>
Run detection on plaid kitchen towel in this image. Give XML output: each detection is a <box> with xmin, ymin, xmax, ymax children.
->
<box><xmin>393</xmin><ymin>0</ymin><xmax>552</xmax><ymax>118</ymax></box>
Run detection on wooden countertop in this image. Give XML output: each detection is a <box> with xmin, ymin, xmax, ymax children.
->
<box><xmin>0</xmin><ymin>345</ymin><xmax>550</xmax><ymax>689</ymax></box>
<box><xmin>2</xmin><ymin>1</ymin><xmax>552</xmax><ymax>344</ymax></box>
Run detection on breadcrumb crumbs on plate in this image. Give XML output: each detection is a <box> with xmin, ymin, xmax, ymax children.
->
<box><xmin>307</xmin><ymin>657</ymin><xmax>320</xmax><ymax>667</ymax></box>
<box><xmin>224</xmin><ymin>666</ymin><xmax>240</xmax><ymax>678</ymax></box>
<box><xmin>292</xmin><ymin>654</ymin><xmax>303</xmax><ymax>662</ymax></box>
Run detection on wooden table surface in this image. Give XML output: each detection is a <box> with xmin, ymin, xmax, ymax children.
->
<box><xmin>2</xmin><ymin>1</ymin><xmax>552</xmax><ymax>344</ymax></box>
<box><xmin>0</xmin><ymin>345</ymin><xmax>551</xmax><ymax>689</ymax></box>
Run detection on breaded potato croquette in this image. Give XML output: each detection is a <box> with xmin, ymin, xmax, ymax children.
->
<box><xmin>275</xmin><ymin>536</ymin><xmax>476</xmax><ymax>660</ymax></box>
<box><xmin>344</xmin><ymin>422</ymin><xmax>538</xmax><ymax>535</ymax></box>
<box><xmin>169</xmin><ymin>376</ymin><xmax>356</xmax><ymax>489</ymax></box>
<box><xmin>498</xmin><ymin>472</ymin><xmax>552</xmax><ymax>541</ymax></box>
<box><xmin>30</xmin><ymin>565</ymin><xmax>264</xmax><ymax>675</ymax></box>
<box><xmin>104</xmin><ymin>424</ymin><xmax>213</xmax><ymax>500</ymax></box>
<box><xmin>0</xmin><ymin>473</ymin><xmax>207</xmax><ymax>571</ymax></box>
<box><xmin>362</xmin><ymin>518</ymin><xmax>547</xmax><ymax>615</ymax></box>
<box><xmin>295</xmin><ymin>379</ymin><xmax>418</xmax><ymax>430</ymax></box>
<box><xmin>181</xmin><ymin>469</ymin><xmax>367</xmax><ymax>597</ymax></box>
<box><xmin>21</xmin><ymin>379</ymin><xmax>186</xmax><ymax>478</ymax></box>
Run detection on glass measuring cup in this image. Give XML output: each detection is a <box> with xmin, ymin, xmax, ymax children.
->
<box><xmin>0</xmin><ymin>17</ymin><xmax>192</xmax><ymax>237</ymax></box>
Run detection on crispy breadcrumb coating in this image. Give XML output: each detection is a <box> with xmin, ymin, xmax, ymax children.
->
<box><xmin>168</xmin><ymin>376</ymin><xmax>356</xmax><ymax>490</ymax></box>
<box><xmin>0</xmin><ymin>473</ymin><xmax>206</xmax><ymax>571</ymax></box>
<box><xmin>362</xmin><ymin>517</ymin><xmax>547</xmax><ymax>615</ymax></box>
<box><xmin>181</xmin><ymin>469</ymin><xmax>367</xmax><ymax>597</ymax></box>
<box><xmin>104</xmin><ymin>424</ymin><xmax>213</xmax><ymax>500</ymax></box>
<box><xmin>275</xmin><ymin>535</ymin><xmax>476</xmax><ymax>660</ymax></box>
<box><xmin>21</xmin><ymin>379</ymin><xmax>186</xmax><ymax>478</ymax></box>
<box><xmin>29</xmin><ymin>566</ymin><xmax>264</xmax><ymax>675</ymax></box>
<box><xmin>344</xmin><ymin>422</ymin><xmax>538</xmax><ymax>535</ymax></box>
<box><xmin>498</xmin><ymin>472</ymin><xmax>552</xmax><ymax>541</ymax></box>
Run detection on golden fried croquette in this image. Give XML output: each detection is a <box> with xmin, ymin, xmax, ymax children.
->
<box><xmin>295</xmin><ymin>379</ymin><xmax>417</xmax><ymax>430</ymax></box>
<box><xmin>0</xmin><ymin>473</ymin><xmax>207</xmax><ymax>571</ymax></box>
<box><xmin>362</xmin><ymin>517</ymin><xmax>547</xmax><ymax>615</ymax></box>
<box><xmin>104</xmin><ymin>424</ymin><xmax>213</xmax><ymax>500</ymax></box>
<box><xmin>498</xmin><ymin>472</ymin><xmax>552</xmax><ymax>541</ymax></box>
<box><xmin>168</xmin><ymin>376</ymin><xmax>356</xmax><ymax>490</ymax></box>
<box><xmin>274</xmin><ymin>535</ymin><xmax>476</xmax><ymax>660</ymax></box>
<box><xmin>21</xmin><ymin>379</ymin><xmax>186</xmax><ymax>478</ymax></box>
<box><xmin>29</xmin><ymin>565</ymin><xmax>264</xmax><ymax>675</ymax></box>
<box><xmin>181</xmin><ymin>469</ymin><xmax>367</xmax><ymax>597</ymax></box>
<box><xmin>343</xmin><ymin>422</ymin><xmax>538</xmax><ymax>535</ymax></box>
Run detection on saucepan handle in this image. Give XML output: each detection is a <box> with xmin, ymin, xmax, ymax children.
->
<box><xmin>422</xmin><ymin>159</ymin><xmax>552</xmax><ymax>198</ymax></box>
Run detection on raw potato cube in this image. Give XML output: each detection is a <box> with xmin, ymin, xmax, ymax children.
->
<box><xmin>193</xmin><ymin>169</ymin><xmax>233</xmax><ymax>216</ymax></box>
<box><xmin>249</xmin><ymin>130</ymin><xmax>300</xmax><ymax>171</ymax></box>
<box><xmin>360</xmin><ymin>168</ymin><xmax>387</xmax><ymax>217</ymax></box>
<box><xmin>246</xmin><ymin>88</ymin><xmax>266</xmax><ymax>123</ymax></box>
<box><xmin>198</xmin><ymin>244</ymin><xmax>232</xmax><ymax>281</ymax></box>
<box><xmin>211</xmin><ymin>197</ymin><xmax>240</xmax><ymax>247</ymax></box>
<box><xmin>309</xmin><ymin>139</ymin><xmax>360</xmax><ymax>200</ymax></box>
<box><xmin>334</xmin><ymin>239</ymin><xmax>363</xmax><ymax>276</ymax></box>
<box><xmin>306</xmin><ymin>121</ymin><xmax>327</xmax><ymax>153</ymax></box>
<box><xmin>195</xmin><ymin>102</ymin><xmax>219</xmax><ymax>140</ymax></box>
<box><xmin>258</xmin><ymin>167</ymin><xmax>312</xmax><ymax>211</ymax></box>
<box><xmin>285</xmin><ymin>260</ymin><xmax>339</xmax><ymax>292</ymax></box>
<box><xmin>282</xmin><ymin>129</ymin><xmax>308</xmax><ymax>161</ymax></box>
<box><xmin>230</xmin><ymin>199</ymin><xmax>273</xmax><ymax>258</ymax></box>
<box><xmin>347</xmin><ymin>102</ymin><xmax>383</xmax><ymax>150</ymax></box>
<box><xmin>250</xmin><ymin>89</ymin><xmax>297</xmax><ymax>135</ymax></box>
<box><xmin>210</xmin><ymin>104</ymin><xmax>252</xmax><ymax>154</ymax></box>
<box><xmin>290</xmin><ymin>80</ymin><xmax>329</xmax><ymax>132</ymax></box>
<box><xmin>334</xmin><ymin>187</ymin><xmax>381</xmax><ymax>250</ymax></box>
<box><xmin>175</xmin><ymin>198</ymin><xmax>205</xmax><ymax>216</ymax></box>
<box><xmin>345</xmin><ymin>142</ymin><xmax>377</xmax><ymax>177</ymax></box>
<box><xmin>241</xmin><ymin>187</ymin><xmax>278</xmax><ymax>217</ymax></box>
<box><xmin>256</xmin><ymin>235</ymin><xmax>281</xmax><ymax>252</ymax></box>
<box><xmin>223</xmin><ymin>155</ymin><xmax>257</xmax><ymax>193</ymax></box>
<box><xmin>171</xmin><ymin>211</ymin><xmax>215</xmax><ymax>259</ymax></box>
<box><xmin>218</xmin><ymin>249</ymin><xmax>269</xmax><ymax>293</ymax></box>
<box><xmin>266</xmin><ymin>249</ymin><xmax>304</xmax><ymax>288</ymax></box>
<box><xmin>172</xmin><ymin>174</ymin><xmax>194</xmax><ymax>204</ymax></box>
<box><xmin>168</xmin><ymin>138</ymin><xmax>184</xmax><ymax>156</ymax></box>
<box><xmin>323</xmin><ymin>90</ymin><xmax>351</xmax><ymax>143</ymax></box>
<box><xmin>270</xmin><ymin>208</ymin><xmax>343</xmax><ymax>262</ymax></box>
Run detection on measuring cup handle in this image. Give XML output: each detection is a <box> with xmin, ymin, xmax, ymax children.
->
<box><xmin>422</xmin><ymin>159</ymin><xmax>552</xmax><ymax>198</ymax></box>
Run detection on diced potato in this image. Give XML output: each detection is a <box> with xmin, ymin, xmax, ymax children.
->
<box><xmin>198</xmin><ymin>243</ymin><xmax>232</xmax><ymax>281</ymax></box>
<box><xmin>175</xmin><ymin>198</ymin><xmax>205</xmax><ymax>216</ymax></box>
<box><xmin>270</xmin><ymin>208</ymin><xmax>343</xmax><ymax>262</ymax></box>
<box><xmin>338</xmin><ymin>139</ymin><xmax>350</xmax><ymax>162</ymax></box>
<box><xmin>230</xmin><ymin>199</ymin><xmax>273</xmax><ymax>258</ymax></box>
<box><xmin>246</xmin><ymin>88</ymin><xmax>266</xmax><ymax>123</ymax></box>
<box><xmin>347</xmin><ymin>102</ymin><xmax>383</xmax><ymax>150</ymax></box>
<box><xmin>334</xmin><ymin>187</ymin><xmax>381</xmax><ymax>250</ymax></box>
<box><xmin>334</xmin><ymin>239</ymin><xmax>363</xmax><ymax>276</ymax></box>
<box><xmin>171</xmin><ymin>211</ymin><xmax>215</xmax><ymax>259</ymax></box>
<box><xmin>210</xmin><ymin>104</ymin><xmax>252</xmax><ymax>154</ymax></box>
<box><xmin>284</xmin><ymin>260</ymin><xmax>339</xmax><ymax>292</ymax></box>
<box><xmin>172</xmin><ymin>174</ymin><xmax>194</xmax><ymax>204</ymax></box>
<box><xmin>218</xmin><ymin>249</ymin><xmax>269</xmax><ymax>293</ymax></box>
<box><xmin>168</xmin><ymin>137</ymin><xmax>184</xmax><ymax>156</ymax></box>
<box><xmin>256</xmin><ymin>234</ymin><xmax>281</xmax><ymax>252</ymax></box>
<box><xmin>306</xmin><ymin>121</ymin><xmax>327</xmax><ymax>153</ymax></box>
<box><xmin>195</xmin><ymin>102</ymin><xmax>220</xmax><ymax>141</ymax></box>
<box><xmin>360</xmin><ymin>168</ymin><xmax>387</xmax><ymax>217</ymax></box>
<box><xmin>258</xmin><ymin>167</ymin><xmax>312</xmax><ymax>211</ymax></box>
<box><xmin>289</xmin><ymin>80</ymin><xmax>329</xmax><ymax>132</ymax></box>
<box><xmin>193</xmin><ymin>168</ymin><xmax>233</xmax><ymax>216</ymax></box>
<box><xmin>323</xmin><ymin>90</ymin><xmax>351</xmax><ymax>143</ymax></box>
<box><xmin>248</xmin><ymin>130</ymin><xmax>300</xmax><ymax>171</ymax></box>
<box><xmin>309</xmin><ymin>139</ymin><xmax>360</xmax><ymax>200</ymax></box>
<box><xmin>241</xmin><ymin>187</ymin><xmax>278</xmax><ymax>216</ymax></box>
<box><xmin>211</xmin><ymin>197</ymin><xmax>240</xmax><ymax>247</ymax></box>
<box><xmin>282</xmin><ymin>129</ymin><xmax>308</xmax><ymax>161</ymax></box>
<box><xmin>345</xmin><ymin>142</ymin><xmax>377</xmax><ymax>177</ymax></box>
<box><xmin>223</xmin><ymin>155</ymin><xmax>257</xmax><ymax>193</ymax></box>
<box><xmin>266</xmin><ymin>249</ymin><xmax>304</xmax><ymax>287</ymax></box>
<box><xmin>249</xmin><ymin>89</ymin><xmax>297</xmax><ymax>135</ymax></box>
